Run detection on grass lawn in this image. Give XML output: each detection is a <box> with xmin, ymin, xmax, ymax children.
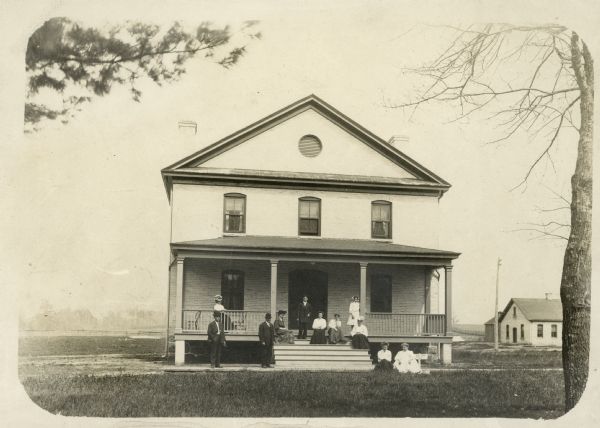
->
<box><xmin>21</xmin><ymin>370</ymin><xmax>564</xmax><ymax>418</ymax></box>
<box><xmin>19</xmin><ymin>335</ymin><xmax>164</xmax><ymax>357</ymax></box>
<box><xmin>451</xmin><ymin>342</ymin><xmax>562</xmax><ymax>368</ymax></box>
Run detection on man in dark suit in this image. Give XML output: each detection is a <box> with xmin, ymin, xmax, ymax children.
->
<box><xmin>258</xmin><ymin>312</ymin><xmax>275</xmax><ymax>368</ymax></box>
<box><xmin>297</xmin><ymin>295</ymin><xmax>312</xmax><ymax>339</ymax></box>
<box><xmin>207</xmin><ymin>311</ymin><xmax>226</xmax><ymax>368</ymax></box>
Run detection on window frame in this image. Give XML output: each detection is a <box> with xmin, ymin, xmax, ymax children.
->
<box><xmin>513</xmin><ymin>306</ymin><xmax>517</xmax><ymax>318</ymax></box>
<box><xmin>298</xmin><ymin>197</ymin><xmax>321</xmax><ymax>236</ymax></box>
<box><xmin>537</xmin><ymin>324</ymin><xmax>544</xmax><ymax>338</ymax></box>
<box><xmin>221</xmin><ymin>270</ymin><xmax>245</xmax><ymax>310</ymax></box>
<box><xmin>223</xmin><ymin>193</ymin><xmax>246</xmax><ymax>234</ymax></box>
<box><xmin>506</xmin><ymin>325</ymin><xmax>509</xmax><ymax>339</ymax></box>
<box><xmin>371</xmin><ymin>200</ymin><xmax>392</xmax><ymax>239</ymax></box>
<box><xmin>370</xmin><ymin>274</ymin><xmax>393</xmax><ymax>313</ymax></box>
<box><xmin>551</xmin><ymin>324</ymin><xmax>558</xmax><ymax>338</ymax></box>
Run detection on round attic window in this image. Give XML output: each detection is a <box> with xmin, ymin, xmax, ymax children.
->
<box><xmin>298</xmin><ymin>135</ymin><xmax>322</xmax><ymax>157</ymax></box>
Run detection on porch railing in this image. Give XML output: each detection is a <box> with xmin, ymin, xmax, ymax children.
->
<box><xmin>365</xmin><ymin>313</ymin><xmax>446</xmax><ymax>336</ymax></box>
<box><xmin>182</xmin><ymin>310</ymin><xmax>265</xmax><ymax>334</ymax></box>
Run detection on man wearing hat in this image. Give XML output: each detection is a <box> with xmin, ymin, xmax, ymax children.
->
<box><xmin>207</xmin><ymin>311</ymin><xmax>226</xmax><ymax>368</ymax></box>
<box><xmin>296</xmin><ymin>296</ymin><xmax>312</xmax><ymax>339</ymax></box>
<box><xmin>258</xmin><ymin>312</ymin><xmax>275</xmax><ymax>368</ymax></box>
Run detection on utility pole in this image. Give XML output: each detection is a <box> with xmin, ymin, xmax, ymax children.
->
<box><xmin>494</xmin><ymin>258</ymin><xmax>502</xmax><ymax>351</ymax></box>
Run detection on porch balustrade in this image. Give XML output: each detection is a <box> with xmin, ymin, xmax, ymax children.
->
<box><xmin>182</xmin><ymin>310</ymin><xmax>265</xmax><ymax>334</ymax></box>
<box><xmin>182</xmin><ymin>310</ymin><xmax>446</xmax><ymax>336</ymax></box>
<box><xmin>365</xmin><ymin>313</ymin><xmax>446</xmax><ymax>336</ymax></box>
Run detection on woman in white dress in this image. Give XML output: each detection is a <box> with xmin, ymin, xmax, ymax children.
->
<box><xmin>393</xmin><ymin>342</ymin><xmax>422</xmax><ymax>373</ymax></box>
<box><xmin>346</xmin><ymin>296</ymin><xmax>360</xmax><ymax>332</ymax></box>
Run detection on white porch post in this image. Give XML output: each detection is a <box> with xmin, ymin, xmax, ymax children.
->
<box><xmin>360</xmin><ymin>262</ymin><xmax>368</xmax><ymax>316</ymax></box>
<box><xmin>444</xmin><ymin>265</ymin><xmax>453</xmax><ymax>334</ymax></box>
<box><xmin>270</xmin><ymin>259</ymin><xmax>278</xmax><ymax>317</ymax></box>
<box><xmin>174</xmin><ymin>256</ymin><xmax>185</xmax><ymax>365</ymax></box>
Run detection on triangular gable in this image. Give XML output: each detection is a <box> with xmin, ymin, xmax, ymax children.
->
<box><xmin>162</xmin><ymin>95</ymin><xmax>451</xmax><ymax>197</ymax></box>
<box><xmin>498</xmin><ymin>298</ymin><xmax>563</xmax><ymax>323</ymax></box>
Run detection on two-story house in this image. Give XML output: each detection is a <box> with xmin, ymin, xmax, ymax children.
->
<box><xmin>161</xmin><ymin>95</ymin><xmax>460</xmax><ymax>365</ymax></box>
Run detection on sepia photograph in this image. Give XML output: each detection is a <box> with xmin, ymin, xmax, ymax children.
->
<box><xmin>1</xmin><ymin>0</ymin><xmax>599</xmax><ymax>425</ymax></box>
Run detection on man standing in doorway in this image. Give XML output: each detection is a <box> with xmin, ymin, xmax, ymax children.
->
<box><xmin>297</xmin><ymin>295</ymin><xmax>312</xmax><ymax>339</ymax></box>
<box><xmin>258</xmin><ymin>312</ymin><xmax>275</xmax><ymax>368</ymax></box>
<box><xmin>207</xmin><ymin>311</ymin><xmax>226</xmax><ymax>368</ymax></box>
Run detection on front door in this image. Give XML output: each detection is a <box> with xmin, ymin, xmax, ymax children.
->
<box><xmin>288</xmin><ymin>269</ymin><xmax>328</xmax><ymax>330</ymax></box>
<box><xmin>512</xmin><ymin>327</ymin><xmax>518</xmax><ymax>343</ymax></box>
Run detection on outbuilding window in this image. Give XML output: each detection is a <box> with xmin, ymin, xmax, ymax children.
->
<box><xmin>370</xmin><ymin>275</ymin><xmax>392</xmax><ymax>313</ymax></box>
<box><xmin>513</xmin><ymin>306</ymin><xmax>517</xmax><ymax>318</ymax></box>
<box><xmin>520</xmin><ymin>324</ymin><xmax>524</xmax><ymax>340</ymax></box>
<box><xmin>224</xmin><ymin>193</ymin><xmax>246</xmax><ymax>233</ymax></box>
<box><xmin>551</xmin><ymin>324</ymin><xmax>558</xmax><ymax>338</ymax></box>
<box><xmin>537</xmin><ymin>324</ymin><xmax>544</xmax><ymax>338</ymax></box>
<box><xmin>299</xmin><ymin>197</ymin><xmax>321</xmax><ymax>236</ymax></box>
<box><xmin>506</xmin><ymin>325</ymin><xmax>509</xmax><ymax>339</ymax></box>
<box><xmin>371</xmin><ymin>201</ymin><xmax>392</xmax><ymax>239</ymax></box>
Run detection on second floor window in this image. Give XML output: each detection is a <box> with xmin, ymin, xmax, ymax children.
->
<box><xmin>299</xmin><ymin>197</ymin><xmax>321</xmax><ymax>236</ymax></box>
<box><xmin>371</xmin><ymin>201</ymin><xmax>392</xmax><ymax>239</ymax></box>
<box><xmin>224</xmin><ymin>194</ymin><xmax>246</xmax><ymax>233</ymax></box>
<box><xmin>513</xmin><ymin>307</ymin><xmax>517</xmax><ymax>318</ymax></box>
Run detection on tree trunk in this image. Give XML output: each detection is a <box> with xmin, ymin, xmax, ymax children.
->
<box><xmin>561</xmin><ymin>33</ymin><xmax>593</xmax><ymax>412</ymax></box>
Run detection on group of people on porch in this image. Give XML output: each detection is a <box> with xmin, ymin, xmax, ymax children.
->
<box><xmin>208</xmin><ymin>294</ymin><xmax>422</xmax><ymax>371</ymax></box>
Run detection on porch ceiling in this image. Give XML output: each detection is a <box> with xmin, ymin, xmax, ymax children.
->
<box><xmin>171</xmin><ymin>236</ymin><xmax>459</xmax><ymax>265</ymax></box>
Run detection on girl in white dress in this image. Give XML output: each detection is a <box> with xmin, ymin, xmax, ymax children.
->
<box><xmin>393</xmin><ymin>342</ymin><xmax>422</xmax><ymax>373</ymax></box>
<box><xmin>346</xmin><ymin>296</ymin><xmax>360</xmax><ymax>330</ymax></box>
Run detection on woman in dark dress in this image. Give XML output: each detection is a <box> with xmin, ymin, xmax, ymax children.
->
<box><xmin>351</xmin><ymin>317</ymin><xmax>370</xmax><ymax>349</ymax></box>
<box><xmin>310</xmin><ymin>311</ymin><xmax>327</xmax><ymax>344</ymax></box>
<box><xmin>274</xmin><ymin>310</ymin><xmax>295</xmax><ymax>344</ymax></box>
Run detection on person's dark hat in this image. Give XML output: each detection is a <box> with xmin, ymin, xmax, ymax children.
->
<box><xmin>213</xmin><ymin>311</ymin><xmax>221</xmax><ymax>318</ymax></box>
<box><xmin>277</xmin><ymin>310</ymin><xmax>287</xmax><ymax>315</ymax></box>
<box><xmin>265</xmin><ymin>312</ymin><xmax>272</xmax><ymax>319</ymax></box>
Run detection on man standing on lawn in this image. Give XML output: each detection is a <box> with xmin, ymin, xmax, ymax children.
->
<box><xmin>258</xmin><ymin>312</ymin><xmax>275</xmax><ymax>368</ymax></box>
<box><xmin>207</xmin><ymin>311</ymin><xmax>226</xmax><ymax>368</ymax></box>
<box><xmin>296</xmin><ymin>295</ymin><xmax>312</xmax><ymax>339</ymax></box>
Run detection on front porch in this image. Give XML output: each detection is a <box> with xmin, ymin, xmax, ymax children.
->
<box><xmin>168</xmin><ymin>236</ymin><xmax>459</xmax><ymax>365</ymax></box>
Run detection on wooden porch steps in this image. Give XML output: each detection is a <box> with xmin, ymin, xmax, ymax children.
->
<box><xmin>274</xmin><ymin>339</ymin><xmax>373</xmax><ymax>370</ymax></box>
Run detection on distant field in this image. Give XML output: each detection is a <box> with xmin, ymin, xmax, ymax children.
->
<box><xmin>452</xmin><ymin>342</ymin><xmax>562</xmax><ymax>368</ymax></box>
<box><xmin>21</xmin><ymin>370</ymin><xmax>564</xmax><ymax>418</ymax></box>
<box><xmin>19</xmin><ymin>335</ymin><xmax>164</xmax><ymax>357</ymax></box>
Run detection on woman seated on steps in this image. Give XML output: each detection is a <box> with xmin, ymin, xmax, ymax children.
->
<box><xmin>274</xmin><ymin>310</ymin><xmax>295</xmax><ymax>344</ymax></box>
<box><xmin>351</xmin><ymin>316</ymin><xmax>370</xmax><ymax>349</ymax></box>
<box><xmin>310</xmin><ymin>311</ymin><xmax>327</xmax><ymax>344</ymax></box>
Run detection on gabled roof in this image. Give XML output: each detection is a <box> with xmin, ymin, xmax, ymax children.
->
<box><xmin>161</xmin><ymin>95</ymin><xmax>451</xmax><ymax>199</ymax></box>
<box><xmin>499</xmin><ymin>298</ymin><xmax>563</xmax><ymax>323</ymax></box>
<box><xmin>484</xmin><ymin>312</ymin><xmax>502</xmax><ymax>325</ymax></box>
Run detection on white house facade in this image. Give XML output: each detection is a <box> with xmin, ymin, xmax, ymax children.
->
<box><xmin>498</xmin><ymin>298</ymin><xmax>562</xmax><ymax>346</ymax></box>
<box><xmin>161</xmin><ymin>95</ymin><xmax>460</xmax><ymax>365</ymax></box>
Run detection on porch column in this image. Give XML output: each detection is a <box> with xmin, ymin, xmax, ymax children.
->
<box><xmin>175</xmin><ymin>256</ymin><xmax>185</xmax><ymax>333</ymax></box>
<box><xmin>174</xmin><ymin>256</ymin><xmax>185</xmax><ymax>366</ymax></box>
<box><xmin>424</xmin><ymin>269</ymin><xmax>432</xmax><ymax>313</ymax></box>
<box><xmin>270</xmin><ymin>259</ymin><xmax>278</xmax><ymax>317</ymax></box>
<box><xmin>444</xmin><ymin>265</ymin><xmax>453</xmax><ymax>334</ymax></box>
<box><xmin>360</xmin><ymin>262</ymin><xmax>368</xmax><ymax>316</ymax></box>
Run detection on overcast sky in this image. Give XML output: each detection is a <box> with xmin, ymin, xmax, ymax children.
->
<box><xmin>4</xmin><ymin>1</ymin><xmax>597</xmax><ymax>325</ymax></box>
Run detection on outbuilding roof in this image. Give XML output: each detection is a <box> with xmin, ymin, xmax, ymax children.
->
<box><xmin>499</xmin><ymin>298</ymin><xmax>563</xmax><ymax>323</ymax></box>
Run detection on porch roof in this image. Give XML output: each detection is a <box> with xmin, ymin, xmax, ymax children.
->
<box><xmin>171</xmin><ymin>236</ymin><xmax>460</xmax><ymax>264</ymax></box>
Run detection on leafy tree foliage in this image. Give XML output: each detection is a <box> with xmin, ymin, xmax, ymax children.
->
<box><xmin>25</xmin><ymin>17</ymin><xmax>259</xmax><ymax>131</ymax></box>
